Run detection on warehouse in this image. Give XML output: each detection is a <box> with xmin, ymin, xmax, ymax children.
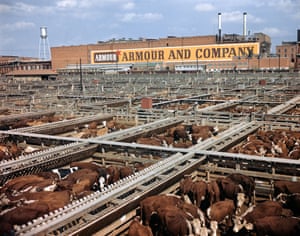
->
<box><xmin>52</xmin><ymin>33</ymin><xmax>285</xmax><ymax>73</ymax></box>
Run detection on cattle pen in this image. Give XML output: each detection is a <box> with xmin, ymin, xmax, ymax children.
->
<box><xmin>0</xmin><ymin>71</ymin><xmax>299</xmax><ymax>236</ymax></box>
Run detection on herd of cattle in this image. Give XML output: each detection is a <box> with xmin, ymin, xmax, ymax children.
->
<box><xmin>0</xmin><ymin>119</ymin><xmax>128</xmax><ymax>162</ymax></box>
<box><xmin>136</xmin><ymin>124</ymin><xmax>219</xmax><ymax>148</ymax></box>
<box><xmin>0</xmin><ymin>161</ymin><xmax>137</xmax><ymax>235</ymax></box>
<box><xmin>129</xmin><ymin>173</ymin><xmax>300</xmax><ymax>236</ymax></box>
<box><xmin>228</xmin><ymin>129</ymin><xmax>300</xmax><ymax>159</ymax></box>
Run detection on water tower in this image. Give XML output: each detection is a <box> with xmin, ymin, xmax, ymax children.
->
<box><xmin>39</xmin><ymin>26</ymin><xmax>51</xmax><ymax>60</ymax></box>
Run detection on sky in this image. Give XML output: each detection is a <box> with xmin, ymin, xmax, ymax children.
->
<box><xmin>0</xmin><ymin>0</ymin><xmax>299</xmax><ymax>58</ymax></box>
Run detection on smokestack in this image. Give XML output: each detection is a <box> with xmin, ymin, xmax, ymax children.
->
<box><xmin>243</xmin><ymin>12</ymin><xmax>247</xmax><ymax>37</ymax></box>
<box><xmin>218</xmin><ymin>12</ymin><xmax>222</xmax><ymax>42</ymax></box>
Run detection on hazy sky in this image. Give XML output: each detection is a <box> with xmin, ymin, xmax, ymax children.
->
<box><xmin>1</xmin><ymin>0</ymin><xmax>299</xmax><ymax>58</ymax></box>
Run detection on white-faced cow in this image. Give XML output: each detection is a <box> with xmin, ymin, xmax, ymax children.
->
<box><xmin>233</xmin><ymin>200</ymin><xmax>293</xmax><ymax>233</ymax></box>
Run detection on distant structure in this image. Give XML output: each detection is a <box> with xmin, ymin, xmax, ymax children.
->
<box><xmin>39</xmin><ymin>26</ymin><xmax>51</xmax><ymax>60</ymax></box>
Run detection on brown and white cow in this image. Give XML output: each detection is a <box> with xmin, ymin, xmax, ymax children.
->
<box><xmin>139</xmin><ymin>194</ymin><xmax>184</xmax><ymax>226</ymax></box>
<box><xmin>128</xmin><ymin>216</ymin><xmax>153</xmax><ymax>236</ymax></box>
<box><xmin>251</xmin><ymin>215</ymin><xmax>300</xmax><ymax>236</ymax></box>
<box><xmin>207</xmin><ymin>199</ymin><xmax>236</xmax><ymax>236</ymax></box>
<box><xmin>273</xmin><ymin>180</ymin><xmax>300</xmax><ymax>198</ymax></box>
<box><xmin>233</xmin><ymin>200</ymin><xmax>293</xmax><ymax>233</ymax></box>
<box><xmin>225</xmin><ymin>173</ymin><xmax>255</xmax><ymax>205</ymax></box>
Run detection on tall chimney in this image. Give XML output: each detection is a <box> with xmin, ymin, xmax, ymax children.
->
<box><xmin>218</xmin><ymin>12</ymin><xmax>222</xmax><ymax>42</ymax></box>
<box><xmin>243</xmin><ymin>12</ymin><xmax>247</xmax><ymax>37</ymax></box>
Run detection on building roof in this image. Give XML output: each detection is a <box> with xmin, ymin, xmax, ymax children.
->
<box><xmin>6</xmin><ymin>69</ymin><xmax>58</xmax><ymax>76</ymax></box>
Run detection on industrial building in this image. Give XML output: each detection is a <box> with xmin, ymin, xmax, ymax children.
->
<box><xmin>52</xmin><ymin>32</ymin><xmax>288</xmax><ymax>74</ymax></box>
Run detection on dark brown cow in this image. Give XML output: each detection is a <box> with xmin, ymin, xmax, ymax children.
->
<box><xmin>273</xmin><ymin>180</ymin><xmax>300</xmax><ymax>198</ymax></box>
<box><xmin>192</xmin><ymin>179</ymin><xmax>208</xmax><ymax>209</ymax></box>
<box><xmin>277</xmin><ymin>193</ymin><xmax>300</xmax><ymax>216</ymax></box>
<box><xmin>156</xmin><ymin>205</ymin><xmax>194</xmax><ymax>236</ymax></box>
<box><xmin>119</xmin><ymin>166</ymin><xmax>134</xmax><ymax>179</ymax></box>
<box><xmin>172</xmin><ymin>125</ymin><xmax>190</xmax><ymax>143</ymax></box>
<box><xmin>233</xmin><ymin>200</ymin><xmax>293</xmax><ymax>233</ymax></box>
<box><xmin>216</xmin><ymin>177</ymin><xmax>245</xmax><ymax>210</ymax></box>
<box><xmin>106</xmin><ymin>165</ymin><xmax>120</xmax><ymax>185</ymax></box>
<box><xmin>140</xmin><ymin>194</ymin><xmax>184</xmax><ymax>226</ymax></box>
<box><xmin>207</xmin><ymin>180</ymin><xmax>221</xmax><ymax>206</ymax></box>
<box><xmin>225</xmin><ymin>173</ymin><xmax>255</xmax><ymax>205</ymax></box>
<box><xmin>128</xmin><ymin>217</ymin><xmax>153</xmax><ymax>236</ymax></box>
<box><xmin>179</xmin><ymin>175</ymin><xmax>194</xmax><ymax>203</ymax></box>
<box><xmin>252</xmin><ymin>215</ymin><xmax>300</xmax><ymax>236</ymax></box>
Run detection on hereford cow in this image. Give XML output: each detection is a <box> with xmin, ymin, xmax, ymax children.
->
<box><xmin>225</xmin><ymin>173</ymin><xmax>255</xmax><ymax>205</ymax></box>
<box><xmin>106</xmin><ymin>165</ymin><xmax>120</xmax><ymax>185</ymax></box>
<box><xmin>273</xmin><ymin>180</ymin><xmax>300</xmax><ymax>198</ymax></box>
<box><xmin>207</xmin><ymin>199</ymin><xmax>236</xmax><ymax>236</ymax></box>
<box><xmin>1</xmin><ymin>174</ymin><xmax>57</xmax><ymax>200</ymax></box>
<box><xmin>251</xmin><ymin>215</ymin><xmax>300</xmax><ymax>236</ymax></box>
<box><xmin>216</xmin><ymin>177</ymin><xmax>245</xmax><ymax>211</ymax></box>
<box><xmin>179</xmin><ymin>175</ymin><xmax>194</xmax><ymax>204</ymax></box>
<box><xmin>155</xmin><ymin>205</ymin><xmax>195</xmax><ymax>236</ymax></box>
<box><xmin>233</xmin><ymin>200</ymin><xmax>293</xmax><ymax>233</ymax></box>
<box><xmin>192</xmin><ymin>179</ymin><xmax>209</xmax><ymax>210</ymax></box>
<box><xmin>128</xmin><ymin>217</ymin><xmax>153</xmax><ymax>236</ymax></box>
<box><xmin>139</xmin><ymin>194</ymin><xmax>184</xmax><ymax>226</ymax></box>
<box><xmin>119</xmin><ymin>166</ymin><xmax>134</xmax><ymax>179</ymax></box>
<box><xmin>0</xmin><ymin>190</ymin><xmax>72</xmax><ymax>234</ymax></box>
<box><xmin>207</xmin><ymin>180</ymin><xmax>221</xmax><ymax>206</ymax></box>
<box><xmin>277</xmin><ymin>193</ymin><xmax>300</xmax><ymax>216</ymax></box>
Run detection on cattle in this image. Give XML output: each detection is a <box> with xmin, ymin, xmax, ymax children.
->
<box><xmin>277</xmin><ymin>193</ymin><xmax>300</xmax><ymax>216</ymax></box>
<box><xmin>229</xmin><ymin>129</ymin><xmax>300</xmax><ymax>159</ymax></box>
<box><xmin>0</xmin><ymin>190</ymin><xmax>72</xmax><ymax>235</ymax></box>
<box><xmin>168</xmin><ymin>125</ymin><xmax>190</xmax><ymax>143</ymax></box>
<box><xmin>119</xmin><ymin>166</ymin><xmax>134</xmax><ymax>179</ymax></box>
<box><xmin>136</xmin><ymin>137</ymin><xmax>163</xmax><ymax>146</ymax></box>
<box><xmin>139</xmin><ymin>194</ymin><xmax>184</xmax><ymax>226</ymax></box>
<box><xmin>106</xmin><ymin>165</ymin><xmax>120</xmax><ymax>185</ymax></box>
<box><xmin>52</xmin><ymin>167</ymin><xmax>79</xmax><ymax>179</ymax></box>
<box><xmin>207</xmin><ymin>199</ymin><xmax>236</xmax><ymax>236</ymax></box>
<box><xmin>273</xmin><ymin>180</ymin><xmax>300</xmax><ymax>198</ymax></box>
<box><xmin>225</xmin><ymin>173</ymin><xmax>255</xmax><ymax>205</ymax></box>
<box><xmin>155</xmin><ymin>205</ymin><xmax>194</xmax><ymax>236</ymax></box>
<box><xmin>179</xmin><ymin>175</ymin><xmax>194</xmax><ymax>204</ymax></box>
<box><xmin>189</xmin><ymin>125</ymin><xmax>218</xmax><ymax>144</ymax></box>
<box><xmin>192</xmin><ymin>179</ymin><xmax>209</xmax><ymax>210</ymax></box>
<box><xmin>289</xmin><ymin>146</ymin><xmax>300</xmax><ymax>159</ymax></box>
<box><xmin>64</xmin><ymin>168</ymin><xmax>100</xmax><ymax>192</ymax></box>
<box><xmin>172</xmin><ymin>140</ymin><xmax>193</xmax><ymax>148</ymax></box>
<box><xmin>216</xmin><ymin>177</ymin><xmax>245</xmax><ymax>211</ymax></box>
<box><xmin>1</xmin><ymin>174</ymin><xmax>57</xmax><ymax>199</ymax></box>
<box><xmin>207</xmin><ymin>180</ymin><xmax>221</xmax><ymax>206</ymax></box>
<box><xmin>251</xmin><ymin>215</ymin><xmax>300</xmax><ymax>236</ymax></box>
<box><xmin>233</xmin><ymin>200</ymin><xmax>293</xmax><ymax>233</ymax></box>
<box><xmin>179</xmin><ymin>176</ymin><xmax>209</xmax><ymax>210</ymax></box>
<box><xmin>128</xmin><ymin>217</ymin><xmax>153</xmax><ymax>236</ymax></box>
<box><xmin>70</xmin><ymin>162</ymin><xmax>108</xmax><ymax>190</ymax></box>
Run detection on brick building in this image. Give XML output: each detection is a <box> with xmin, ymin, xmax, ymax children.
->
<box><xmin>0</xmin><ymin>56</ymin><xmax>52</xmax><ymax>76</ymax></box>
<box><xmin>51</xmin><ymin>33</ymin><xmax>291</xmax><ymax>73</ymax></box>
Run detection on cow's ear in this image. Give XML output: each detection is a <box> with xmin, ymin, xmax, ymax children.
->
<box><xmin>245</xmin><ymin>222</ymin><xmax>253</xmax><ymax>230</ymax></box>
